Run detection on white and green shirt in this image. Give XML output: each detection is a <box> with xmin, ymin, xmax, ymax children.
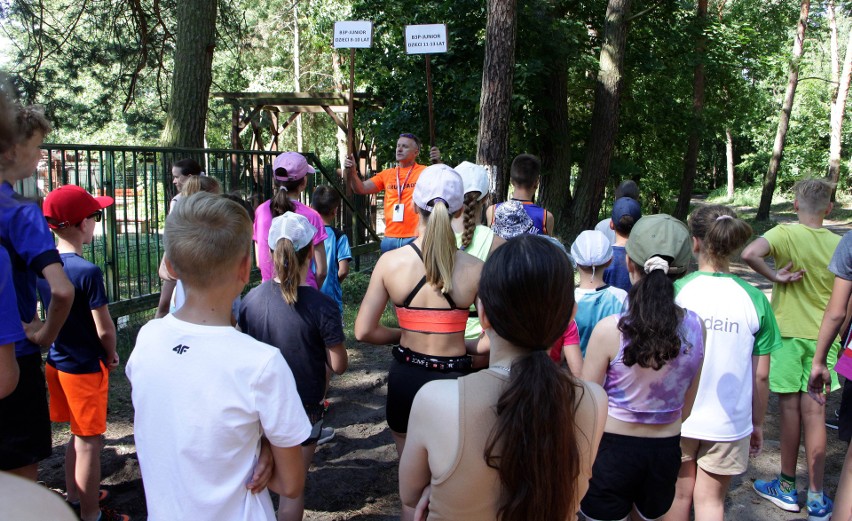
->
<box><xmin>675</xmin><ymin>272</ymin><xmax>782</xmax><ymax>441</ymax></box>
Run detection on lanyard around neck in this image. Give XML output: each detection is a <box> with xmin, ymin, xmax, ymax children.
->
<box><xmin>395</xmin><ymin>164</ymin><xmax>416</xmax><ymax>202</ymax></box>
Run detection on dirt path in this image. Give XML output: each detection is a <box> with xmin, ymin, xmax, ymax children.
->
<box><xmin>37</xmin><ymin>207</ymin><xmax>852</xmax><ymax>520</ymax></box>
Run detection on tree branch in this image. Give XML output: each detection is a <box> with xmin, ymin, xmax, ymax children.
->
<box><xmin>626</xmin><ymin>0</ymin><xmax>666</xmax><ymax>23</ymax></box>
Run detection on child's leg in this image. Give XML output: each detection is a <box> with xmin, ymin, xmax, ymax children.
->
<box><xmin>836</xmin><ymin>443</ymin><xmax>852</xmax><ymax>519</ymax></box>
<box><xmin>277</xmin><ymin>444</ymin><xmax>316</xmax><ymax>521</ymax></box>
<box><xmin>801</xmin><ymin>392</ymin><xmax>828</xmax><ymax>493</ymax></box>
<box><xmin>65</xmin><ymin>436</ymin><xmax>78</xmax><ymax>501</ymax></box>
<box><xmin>664</xmin><ymin>461</ymin><xmax>696</xmax><ymax>521</ymax></box>
<box><xmin>692</xmin><ymin>468</ymin><xmax>732</xmax><ymax>521</ymax></box>
<box><xmin>779</xmin><ymin>392</ymin><xmax>802</xmax><ymax>480</ymax></box>
<box><xmin>73</xmin><ymin>434</ymin><xmax>103</xmax><ymax>521</ymax></box>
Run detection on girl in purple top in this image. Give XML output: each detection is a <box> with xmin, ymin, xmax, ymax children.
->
<box><xmin>253</xmin><ymin>152</ymin><xmax>327</xmax><ymax>288</ymax></box>
<box><xmin>581</xmin><ymin>214</ymin><xmax>705</xmax><ymax>521</ymax></box>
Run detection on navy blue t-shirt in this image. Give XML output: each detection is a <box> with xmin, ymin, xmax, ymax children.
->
<box><xmin>38</xmin><ymin>253</ymin><xmax>109</xmax><ymax>374</ymax></box>
<box><xmin>603</xmin><ymin>245</ymin><xmax>632</xmax><ymax>293</ymax></box>
<box><xmin>0</xmin><ymin>182</ymin><xmax>62</xmax><ymax>357</ymax></box>
<box><xmin>0</xmin><ymin>245</ymin><xmax>26</xmax><ymax>347</ymax></box>
<box><xmin>238</xmin><ymin>282</ymin><xmax>344</xmax><ymax>406</ymax></box>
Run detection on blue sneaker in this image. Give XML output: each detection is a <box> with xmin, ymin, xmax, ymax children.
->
<box><xmin>807</xmin><ymin>494</ymin><xmax>833</xmax><ymax>521</ymax></box>
<box><xmin>753</xmin><ymin>478</ymin><xmax>800</xmax><ymax>512</ymax></box>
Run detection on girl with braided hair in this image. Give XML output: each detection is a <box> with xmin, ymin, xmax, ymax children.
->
<box><xmin>450</xmin><ymin>162</ymin><xmax>504</xmax><ymax>356</ymax></box>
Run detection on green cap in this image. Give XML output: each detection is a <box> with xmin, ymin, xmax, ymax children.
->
<box><xmin>625</xmin><ymin>214</ymin><xmax>691</xmax><ymax>275</ymax></box>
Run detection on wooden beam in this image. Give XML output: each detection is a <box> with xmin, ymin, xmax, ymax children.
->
<box><xmin>321</xmin><ymin>105</ymin><xmax>349</xmax><ymax>133</ymax></box>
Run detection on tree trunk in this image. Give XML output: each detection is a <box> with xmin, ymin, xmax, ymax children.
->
<box><xmin>476</xmin><ymin>0</ymin><xmax>518</xmax><ymax>202</ymax></box>
<box><xmin>161</xmin><ymin>0</ymin><xmax>217</xmax><ymax>149</ymax></box>
<box><xmin>674</xmin><ymin>0</ymin><xmax>708</xmax><ymax>220</ymax></box>
<box><xmin>726</xmin><ymin>128</ymin><xmax>735</xmax><ymax>200</ymax></box>
<box><xmin>757</xmin><ymin>0</ymin><xmax>809</xmax><ymax>221</ymax></box>
<box><xmin>536</xmin><ymin>3</ymin><xmax>573</xmax><ymax>238</ymax></box>
<box><xmin>829</xmin><ymin>26</ymin><xmax>852</xmax><ymax>187</ymax></box>
<box><xmin>569</xmin><ymin>0</ymin><xmax>632</xmax><ymax>237</ymax></box>
<box><xmin>538</xmin><ymin>61</ymin><xmax>573</xmax><ymax>238</ymax></box>
<box><xmin>830</xmin><ymin>0</ymin><xmax>839</xmax><ymax>86</ymax></box>
<box><xmin>293</xmin><ymin>3</ymin><xmax>303</xmax><ymax>153</ymax></box>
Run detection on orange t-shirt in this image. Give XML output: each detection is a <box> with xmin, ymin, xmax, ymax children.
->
<box><xmin>370</xmin><ymin>163</ymin><xmax>426</xmax><ymax>238</ymax></box>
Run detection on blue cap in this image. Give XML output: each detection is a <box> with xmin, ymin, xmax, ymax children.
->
<box><xmin>612</xmin><ymin>197</ymin><xmax>642</xmax><ymax>223</ymax></box>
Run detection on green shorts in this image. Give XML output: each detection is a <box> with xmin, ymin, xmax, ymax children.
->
<box><xmin>769</xmin><ymin>337</ymin><xmax>840</xmax><ymax>394</ymax></box>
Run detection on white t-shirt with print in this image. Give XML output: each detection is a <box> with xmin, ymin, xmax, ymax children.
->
<box><xmin>675</xmin><ymin>272</ymin><xmax>782</xmax><ymax>442</ymax></box>
<box><xmin>127</xmin><ymin>315</ymin><xmax>311</xmax><ymax>521</ymax></box>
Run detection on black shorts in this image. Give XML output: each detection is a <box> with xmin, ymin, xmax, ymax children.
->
<box><xmin>386</xmin><ymin>350</ymin><xmax>469</xmax><ymax>434</ymax></box>
<box><xmin>580</xmin><ymin>432</ymin><xmax>681</xmax><ymax>521</ymax></box>
<box><xmin>839</xmin><ymin>378</ymin><xmax>852</xmax><ymax>443</ymax></box>
<box><xmin>0</xmin><ymin>352</ymin><xmax>52</xmax><ymax>470</ymax></box>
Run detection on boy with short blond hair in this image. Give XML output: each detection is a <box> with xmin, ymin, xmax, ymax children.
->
<box><xmin>127</xmin><ymin>192</ymin><xmax>311</xmax><ymax>520</ymax></box>
<box><xmin>0</xmin><ymin>104</ymin><xmax>74</xmax><ymax>481</ymax></box>
<box><xmin>743</xmin><ymin>178</ymin><xmax>841</xmax><ymax>520</ymax></box>
<box><xmin>40</xmin><ymin>184</ymin><xmax>127</xmax><ymax>521</ymax></box>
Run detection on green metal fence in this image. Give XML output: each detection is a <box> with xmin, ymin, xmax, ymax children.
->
<box><xmin>21</xmin><ymin>144</ymin><xmax>379</xmax><ymax>318</ymax></box>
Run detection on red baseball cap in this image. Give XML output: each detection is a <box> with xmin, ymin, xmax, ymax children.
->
<box><xmin>43</xmin><ymin>185</ymin><xmax>114</xmax><ymax>229</ymax></box>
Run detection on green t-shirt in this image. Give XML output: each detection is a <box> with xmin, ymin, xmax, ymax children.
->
<box><xmin>455</xmin><ymin>225</ymin><xmax>496</xmax><ymax>340</ymax></box>
<box><xmin>763</xmin><ymin>223</ymin><xmax>842</xmax><ymax>339</ymax></box>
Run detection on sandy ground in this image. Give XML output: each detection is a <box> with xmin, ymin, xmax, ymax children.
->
<box><xmin>35</xmin><ymin>212</ymin><xmax>852</xmax><ymax>521</ymax></box>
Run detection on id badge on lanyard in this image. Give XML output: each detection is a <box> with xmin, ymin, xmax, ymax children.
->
<box><xmin>393</xmin><ymin>164</ymin><xmax>415</xmax><ymax>223</ymax></box>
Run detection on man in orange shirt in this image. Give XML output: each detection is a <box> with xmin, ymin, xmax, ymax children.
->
<box><xmin>344</xmin><ymin>133</ymin><xmax>441</xmax><ymax>252</ymax></box>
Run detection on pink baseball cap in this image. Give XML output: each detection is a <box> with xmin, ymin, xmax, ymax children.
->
<box><xmin>273</xmin><ymin>152</ymin><xmax>315</xmax><ymax>182</ymax></box>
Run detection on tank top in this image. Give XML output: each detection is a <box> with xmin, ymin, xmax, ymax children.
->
<box><xmin>428</xmin><ymin>370</ymin><xmax>599</xmax><ymax>520</ymax></box>
<box><xmin>604</xmin><ymin>309</ymin><xmax>705</xmax><ymax>424</ymax></box>
<box><xmin>454</xmin><ymin>226</ymin><xmax>496</xmax><ymax>340</ymax></box>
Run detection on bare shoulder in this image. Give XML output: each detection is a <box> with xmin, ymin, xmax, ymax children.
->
<box><xmin>412</xmin><ymin>379</ymin><xmax>459</xmax><ymax>416</ymax></box>
<box><xmin>573</xmin><ymin>379</ymin><xmax>607</xmax><ymax>444</ymax></box>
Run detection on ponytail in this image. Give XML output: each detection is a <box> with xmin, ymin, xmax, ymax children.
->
<box><xmin>619</xmin><ymin>260</ymin><xmax>683</xmax><ymax>369</ymax></box>
<box><xmin>478</xmin><ymin>236</ymin><xmax>582</xmax><ymax>521</ymax></box>
<box><xmin>421</xmin><ymin>202</ymin><xmax>457</xmax><ymax>294</ymax></box>
<box><xmin>460</xmin><ymin>192</ymin><xmax>482</xmax><ymax>250</ymax></box>
<box><xmin>182</xmin><ymin>175</ymin><xmax>221</xmax><ymax>197</ymax></box>
<box><xmin>687</xmin><ymin>205</ymin><xmax>752</xmax><ymax>269</ymax></box>
<box><xmin>270</xmin><ymin>174</ymin><xmax>305</xmax><ymax>218</ymax></box>
<box><xmin>484</xmin><ymin>350</ymin><xmax>580</xmax><ymax>521</ymax></box>
<box><xmin>273</xmin><ymin>238</ymin><xmax>312</xmax><ymax>305</ymax></box>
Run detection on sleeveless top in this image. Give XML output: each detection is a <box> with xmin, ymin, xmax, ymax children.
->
<box><xmin>604</xmin><ymin>309</ymin><xmax>705</xmax><ymax>424</ymax></box>
<box><xmin>454</xmin><ymin>226</ymin><xmax>496</xmax><ymax>340</ymax></box>
<box><xmin>500</xmin><ymin>199</ymin><xmax>547</xmax><ymax>234</ymax></box>
<box><xmin>428</xmin><ymin>370</ymin><xmax>598</xmax><ymax>520</ymax></box>
<box><xmin>395</xmin><ymin>244</ymin><xmax>470</xmax><ymax>335</ymax></box>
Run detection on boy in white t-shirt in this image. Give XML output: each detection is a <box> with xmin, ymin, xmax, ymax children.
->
<box><xmin>127</xmin><ymin>193</ymin><xmax>311</xmax><ymax>521</ymax></box>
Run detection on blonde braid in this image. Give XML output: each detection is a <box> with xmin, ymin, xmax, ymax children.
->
<box><xmin>461</xmin><ymin>192</ymin><xmax>480</xmax><ymax>250</ymax></box>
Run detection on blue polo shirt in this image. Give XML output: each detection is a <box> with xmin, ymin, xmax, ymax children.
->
<box><xmin>38</xmin><ymin>253</ymin><xmax>108</xmax><ymax>374</ymax></box>
<box><xmin>0</xmin><ymin>244</ymin><xmax>26</xmax><ymax>348</ymax></box>
<box><xmin>0</xmin><ymin>182</ymin><xmax>62</xmax><ymax>357</ymax></box>
<box><xmin>318</xmin><ymin>225</ymin><xmax>352</xmax><ymax>316</ymax></box>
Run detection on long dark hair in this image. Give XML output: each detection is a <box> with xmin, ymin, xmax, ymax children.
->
<box><xmin>619</xmin><ymin>259</ymin><xmax>684</xmax><ymax>369</ymax></box>
<box><xmin>479</xmin><ymin>235</ymin><xmax>582</xmax><ymax>521</ymax></box>
<box><xmin>173</xmin><ymin>158</ymin><xmax>203</xmax><ymax>177</ymax></box>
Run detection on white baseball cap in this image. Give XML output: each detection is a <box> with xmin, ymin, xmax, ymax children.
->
<box><xmin>570</xmin><ymin>230</ymin><xmax>613</xmax><ymax>267</ymax></box>
<box><xmin>454</xmin><ymin>161</ymin><xmax>490</xmax><ymax>201</ymax></box>
<box><xmin>268</xmin><ymin>212</ymin><xmax>317</xmax><ymax>251</ymax></box>
<box><xmin>413</xmin><ymin>164</ymin><xmax>464</xmax><ymax>213</ymax></box>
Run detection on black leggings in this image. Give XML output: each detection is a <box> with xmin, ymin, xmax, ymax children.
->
<box><xmin>386</xmin><ymin>356</ymin><xmax>469</xmax><ymax>434</ymax></box>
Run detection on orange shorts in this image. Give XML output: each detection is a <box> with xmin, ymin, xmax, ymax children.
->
<box><xmin>45</xmin><ymin>362</ymin><xmax>109</xmax><ymax>437</ymax></box>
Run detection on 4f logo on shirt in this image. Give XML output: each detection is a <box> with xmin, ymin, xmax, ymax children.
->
<box><xmin>172</xmin><ymin>344</ymin><xmax>190</xmax><ymax>355</ymax></box>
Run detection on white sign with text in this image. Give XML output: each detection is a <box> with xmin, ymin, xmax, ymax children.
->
<box><xmin>405</xmin><ymin>24</ymin><xmax>448</xmax><ymax>54</ymax></box>
<box><xmin>334</xmin><ymin>21</ymin><xmax>373</xmax><ymax>48</ymax></box>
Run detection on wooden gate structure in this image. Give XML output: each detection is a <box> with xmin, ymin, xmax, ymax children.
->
<box><xmin>213</xmin><ymin>91</ymin><xmax>383</xmax><ymax>258</ymax></box>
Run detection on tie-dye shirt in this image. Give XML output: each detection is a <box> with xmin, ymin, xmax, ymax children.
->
<box><xmin>604</xmin><ymin>309</ymin><xmax>705</xmax><ymax>424</ymax></box>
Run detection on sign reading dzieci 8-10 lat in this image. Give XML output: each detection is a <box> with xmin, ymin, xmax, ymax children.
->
<box><xmin>404</xmin><ymin>24</ymin><xmax>448</xmax><ymax>54</ymax></box>
<box><xmin>333</xmin><ymin>21</ymin><xmax>373</xmax><ymax>49</ymax></box>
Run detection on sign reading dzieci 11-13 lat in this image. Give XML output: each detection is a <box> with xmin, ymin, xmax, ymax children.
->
<box><xmin>405</xmin><ymin>24</ymin><xmax>448</xmax><ymax>54</ymax></box>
